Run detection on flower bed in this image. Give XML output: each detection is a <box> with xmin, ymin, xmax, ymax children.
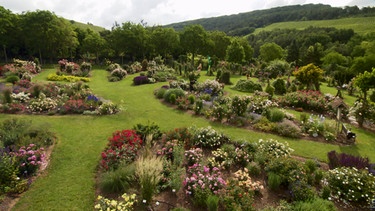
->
<box><xmin>95</xmin><ymin>124</ymin><xmax>375</xmax><ymax>210</ymax></box>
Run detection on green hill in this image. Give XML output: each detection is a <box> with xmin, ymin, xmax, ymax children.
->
<box><xmin>69</xmin><ymin>20</ymin><xmax>106</xmax><ymax>33</ymax></box>
<box><xmin>165</xmin><ymin>4</ymin><xmax>375</xmax><ymax>36</ymax></box>
<box><xmin>254</xmin><ymin>17</ymin><xmax>375</xmax><ymax>35</ymax></box>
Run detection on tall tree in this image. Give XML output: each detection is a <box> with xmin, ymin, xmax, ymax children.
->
<box><xmin>150</xmin><ymin>26</ymin><xmax>179</xmax><ymax>59</ymax></box>
<box><xmin>180</xmin><ymin>24</ymin><xmax>209</xmax><ymax>66</ymax></box>
<box><xmin>259</xmin><ymin>42</ymin><xmax>285</xmax><ymax>62</ymax></box>
<box><xmin>226</xmin><ymin>37</ymin><xmax>245</xmax><ymax>64</ymax></box>
<box><xmin>0</xmin><ymin>6</ymin><xmax>18</xmax><ymax>62</ymax></box>
<box><xmin>293</xmin><ymin>63</ymin><xmax>324</xmax><ymax>90</ymax></box>
<box><xmin>208</xmin><ymin>31</ymin><xmax>231</xmax><ymax>60</ymax></box>
<box><xmin>21</xmin><ymin>10</ymin><xmax>78</xmax><ymax>63</ymax></box>
<box><xmin>81</xmin><ymin>29</ymin><xmax>106</xmax><ymax>63</ymax></box>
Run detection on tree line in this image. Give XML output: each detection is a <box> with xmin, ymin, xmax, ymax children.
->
<box><xmin>1</xmin><ymin>6</ymin><xmax>375</xmax><ymax>86</ymax></box>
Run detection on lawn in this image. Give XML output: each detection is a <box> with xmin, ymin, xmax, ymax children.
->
<box><xmin>1</xmin><ymin>68</ymin><xmax>375</xmax><ymax>210</ymax></box>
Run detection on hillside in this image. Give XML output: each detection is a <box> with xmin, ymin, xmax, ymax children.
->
<box><xmin>69</xmin><ymin>20</ymin><xmax>106</xmax><ymax>33</ymax></box>
<box><xmin>165</xmin><ymin>4</ymin><xmax>375</xmax><ymax>36</ymax></box>
<box><xmin>254</xmin><ymin>16</ymin><xmax>375</xmax><ymax>35</ymax></box>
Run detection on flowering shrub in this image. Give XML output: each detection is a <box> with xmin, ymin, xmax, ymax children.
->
<box><xmin>191</xmin><ymin>126</ymin><xmax>229</xmax><ymax>148</ymax></box>
<box><xmin>231</xmin><ymin>95</ymin><xmax>251</xmax><ymax>117</ymax></box>
<box><xmin>197</xmin><ymin>79</ymin><xmax>223</xmax><ymax>96</ymax></box>
<box><xmin>208</xmin><ymin>148</ymin><xmax>233</xmax><ymax>170</ymax></box>
<box><xmin>325</xmin><ymin>167</ymin><xmax>375</xmax><ymax>206</ymax></box>
<box><xmin>278</xmin><ymin>90</ymin><xmax>328</xmax><ymax>113</ymax></box>
<box><xmin>133</xmin><ymin>76</ymin><xmax>149</xmax><ymax>85</ymax></box>
<box><xmin>28</xmin><ymin>94</ymin><xmax>58</xmax><ymax>112</ymax></box>
<box><xmin>165</xmin><ymin>127</ymin><xmax>193</xmax><ymax>149</ymax></box>
<box><xmin>94</xmin><ymin>193</ymin><xmax>137</xmax><ymax>211</ymax></box>
<box><xmin>97</xmin><ymin>102</ymin><xmax>119</xmax><ymax>115</ymax></box>
<box><xmin>157</xmin><ymin>139</ymin><xmax>179</xmax><ymax>160</ymax></box>
<box><xmin>248</xmin><ymin>96</ymin><xmax>278</xmax><ymax>114</ymax></box>
<box><xmin>233</xmin><ymin>79</ymin><xmax>262</xmax><ymax>93</ymax></box>
<box><xmin>11</xmin><ymin>144</ymin><xmax>45</xmax><ymax>176</ymax></box>
<box><xmin>210</xmin><ymin>102</ymin><xmax>230</xmax><ymax>122</ymax></box>
<box><xmin>62</xmin><ymin>99</ymin><xmax>90</xmax><ymax>114</ymax></box>
<box><xmin>109</xmin><ymin>68</ymin><xmax>127</xmax><ymax>82</ymax></box>
<box><xmin>0</xmin><ymin>147</ymin><xmax>20</xmax><ymax>194</ymax></box>
<box><xmin>17</xmin><ymin>80</ymin><xmax>33</xmax><ymax>88</ymax></box>
<box><xmin>183</xmin><ymin>164</ymin><xmax>226</xmax><ymax>195</ymax></box>
<box><xmin>256</xmin><ymin>139</ymin><xmax>294</xmax><ymax>159</ymax></box>
<box><xmin>100</xmin><ymin>130</ymin><xmax>142</xmax><ymax>170</ymax></box>
<box><xmin>327</xmin><ymin>150</ymin><xmax>370</xmax><ymax>170</ymax></box>
<box><xmin>184</xmin><ymin>148</ymin><xmax>203</xmax><ymax>166</ymax></box>
<box><xmin>47</xmin><ymin>73</ymin><xmax>90</xmax><ymax>82</ymax></box>
<box><xmin>11</xmin><ymin>92</ymin><xmax>30</xmax><ymax>103</ymax></box>
<box><xmin>233</xmin><ymin>168</ymin><xmax>264</xmax><ymax>192</ymax></box>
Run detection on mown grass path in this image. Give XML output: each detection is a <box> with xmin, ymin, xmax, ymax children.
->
<box><xmin>1</xmin><ymin>68</ymin><xmax>374</xmax><ymax>210</ymax></box>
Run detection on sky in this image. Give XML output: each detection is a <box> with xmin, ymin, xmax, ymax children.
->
<box><xmin>1</xmin><ymin>0</ymin><xmax>374</xmax><ymax>29</ymax></box>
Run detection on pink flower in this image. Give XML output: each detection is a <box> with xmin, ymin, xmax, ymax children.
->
<box><xmin>203</xmin><ymin>166</ymin><xmax>209</xmax><ymax>173</ymax></box>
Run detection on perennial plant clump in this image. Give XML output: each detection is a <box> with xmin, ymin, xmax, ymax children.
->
<box><xmin>94</xmin><ymin>193</ymin><xmax>137</xmax><ymax>211</ymax></box>
<box><xmin>100</xmin><ymin>130</ymin><xmax>142</xmax><ymax>170</ymax></box>
<box><xmin>191</xmin><ymin>126</ymin><xmax>229</xmax><ymax>148</ymax></box>
<box><xmin>325</xmin><ymin>167</ymin><xmax>375</xmax><ymax>206</ymax></box>
<box><xmin>183</xmin><ymin>164</ymin><xmax>226</xmax><ymax>196</ymax></box>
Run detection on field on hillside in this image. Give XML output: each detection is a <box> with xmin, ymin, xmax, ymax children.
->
<box><xmin>254</xmin><ymin>17</ymin><xmax>375</xmax><ymax>35</ymax></box>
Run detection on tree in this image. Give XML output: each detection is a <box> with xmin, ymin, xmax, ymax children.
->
<box><xmin>21</xmin><ymin>10</ymin><xmax>78</xmax><ymax>63</ymax></box>
<box><xmin>354</xmin><ymin>68</ymin><xmax>375</xmax><ymax>102</ymax></box>
<box><xmin>180</xmin><ymin>24</ymin><xmax>209</xmax><ymax>66</ymax></box>
<box><xmin>293</xmin><ymin>63</ymin><xmax>324</xmax><ymax>90</ymax></box>
<box><xmin>209</xmin><ymin>31</ymin><xmax>231</xmax><ymax>60</ymax></box>
<box><xmin>303</xmin><ymin>42</ymin><xmax>324</xmax><ymax>66</ymax></box>
<box><xmin>322</xmin><ymin>51</ymin><xmax>351</xmax><ymax>85</ymax></box>
<box><xmin>226</xmin><ymin>38</ymin><xmax>245</xmax><ymax>64</ymax></box>
<box><xmin>259</xmin><ymin>42</ymin><xmax>285</xmax><ymax>62</ymax></box>
<box><xmin>81</xmin><ymin>29</ymin><xmax>106</xmax><ymax>63</ymax></box>
<box><xmin>238</xmin><ymin>37</ymin><xmax>254</xmax><ymax>62</ymax></box>
<box><xmin>150</xmin><ymin>27</ymin><xmax>179</xmax><ymax>59</ymax></box>
<box><xmin>0</xmin><ymin>7</ymin><xmax>18</xmax><ymax>62</ymax></box>
<box><xmin>109</xmin><ymin>22</ymin><xmax>150</xmax><ymax>62</ymax></box>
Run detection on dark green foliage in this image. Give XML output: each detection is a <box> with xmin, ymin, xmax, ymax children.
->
<box><xmin>272</xmin><ymin>78</ymin><xmax>287</xmax><ymax>95</ymax></box>
<box><xmin>0</xmin><ymin>118</ymin><xmax>55</xmax><ymax>148</ymax></box>
<box><xmin>2</xmin><ymin>88</ymin><xmax>13</xmax><ymax>104</ymax></box>
<box><xmin>266</xmin><ymin>108</ymin><xmax>285</xmax><ymax>122</ymax></box>
<box><xmin>132</xmin><ymin>122</ymin><xmax>162</xmax><ymax>142</ymax></box>
<box><xmin>98</xmin><ymin>163</ymin><xmax>135</xmax><ymax>194</ymax></box>
<box><xmin>219</xmin><ymin>71</ymin><xmax>231</xmax><ymax>85</ymax></box>
<box><xmin>289</xmin><ymin>180</ymin><xmax>316</xmax><ymax>201</ymax></box>
<box><xmin>246</xmin><ymin>161</ymin><xmax>261</xmax><ymax>176</ymax></box>
<box><xmin>187</xmin><ymin>94</ymin><xmax>195</xmax><ymax>104</ymax></box>
<box><xmin>155</xmin><ymin>88</ymin><xmax>167</xmax><ymax>99</ymax></box>
<box><xmin>163</xmin><ymin>89</ymin><xmax>185</xmax><ymax>104</ymax></box>
<box><xmin>6</xmin><ymin>75</ymin><xmax>20</xmax><ymax>84</ymax></box>
<box><xmin>30</xmin><ymin>83</ymin><xmax>43</xmax><ymax>98</ymax></box>
<box><xmin>206</xmin><ymin>195</ymin><xmax>219</xmax><ymax>211</ymax></box>
<box><xmin>267</xmin><ymin>172</ymin><xmax>282</xmax><ymax>190</ymax></box>
<box><xmin>233</xmin><ymin>79</ymin><xmax>262</xmax><ymax>93</ymax></box>
<box><xmin>265</xmin><ymin>83</ymin><xmax>275</xmax><ymax>97</ymax></box>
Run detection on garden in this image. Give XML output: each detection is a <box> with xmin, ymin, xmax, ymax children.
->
<box><xmin>0</xmin><ymin>58</ymin><xmax>375</xmax><ymax>211</ymax></box>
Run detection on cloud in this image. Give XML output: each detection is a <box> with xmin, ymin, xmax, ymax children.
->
<box><xmin>0</xmin><ymin>0</ymin><xmax>374</xmax><ymax>29</ymax></box>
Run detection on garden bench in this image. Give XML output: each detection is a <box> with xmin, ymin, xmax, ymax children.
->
<box><xmin>342</xmin><ymin>124</ymin><xmax>356</xmax><ymax>143</ymax></box>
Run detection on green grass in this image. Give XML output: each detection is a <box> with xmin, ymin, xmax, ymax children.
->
<box><xmin>254</xmin><ymin>17</ymin><xmax>375</xmax><ymax>35</ymax></box>
<box><xmin>1</xmin><ymin>69</ymin><xmax>375</xmax><ymax>210</ymax></box>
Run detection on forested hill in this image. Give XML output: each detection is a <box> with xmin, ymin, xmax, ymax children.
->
<box><xmin>165</xmin><ymin>4</ymin><xmax>375</xmax><ymax>36</ymax></box>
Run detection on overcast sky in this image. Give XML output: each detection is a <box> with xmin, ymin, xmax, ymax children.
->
<box><xmin>1</xmin><ymin>0</ymin><xmax>374</xmax><ymax>29</ymax></box>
